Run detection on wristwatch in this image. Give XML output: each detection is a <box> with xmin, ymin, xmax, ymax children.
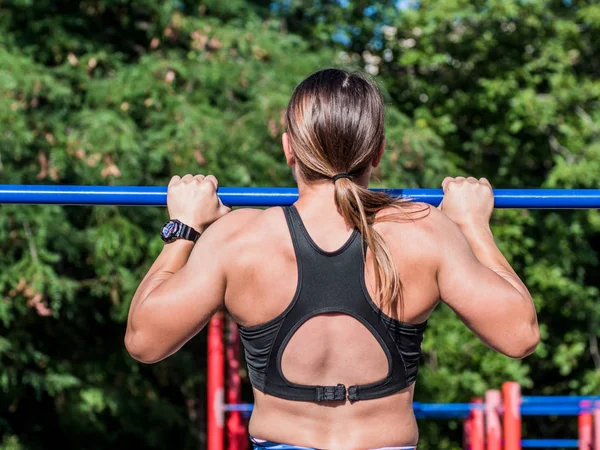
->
<box><xmin>160</xmin><ymin>219</ymin><xmax>201</xmax><ymax>243</ymax></box>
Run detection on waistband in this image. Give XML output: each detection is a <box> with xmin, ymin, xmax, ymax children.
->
<box><xmin>250</xmin><ymin>436</ymin><xmax>417</xmax><ymax>450</ymax></box>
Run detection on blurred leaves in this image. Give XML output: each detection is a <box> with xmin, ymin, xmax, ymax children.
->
<box><xmin>0</xmin><ymin>0</ymin><xmax>599</xmax><ymax>449</ymax></box>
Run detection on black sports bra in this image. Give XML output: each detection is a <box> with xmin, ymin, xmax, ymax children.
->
<box><xmin>238</xmin><ymin>205</ymin><xmax>427</xmax><ymax>403</ymax></box>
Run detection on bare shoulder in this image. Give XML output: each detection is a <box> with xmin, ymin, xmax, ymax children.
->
<box><xmin>200</xmin><ymin>206</ymin><xmax>288</xmax><ymax>250</ymax></box>
<box><xmin>373</xmin><ymin>202</ymin><xmax>462</xmax><ymax>264</ymax></box>
<box><xmin>202</xmin><ymin>208</ymin><xmax>263</xmax><ymax>236</ymax></box>
<box><xmin>199</xmin><ymin>207</ymin><xmax>290</xmax><ymax>281</ymax></box>
<box><xmin>378</xmin><ymin>202</ymin><xmax>461</xmax><ymax>233</ymax></box>
<box><xmin>201</xmin><ymin>208</ymin><xmax>267</xmax><ymax>242</ymax></box>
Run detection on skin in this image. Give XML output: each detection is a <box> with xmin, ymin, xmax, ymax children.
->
<box><xmin>125</xmin><ymin>134</ymin><xmax>540</xmax><ymax>449</ymax></box>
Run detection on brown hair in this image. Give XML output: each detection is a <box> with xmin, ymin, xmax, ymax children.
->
<box><xmin>285</xmin><ymin>68</ymin><xmax>426</xmax><ymax>314</ymax></box>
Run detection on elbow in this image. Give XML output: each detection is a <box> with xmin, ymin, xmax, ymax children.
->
<box><xmin>124</xmin><ymin>329</ymin><xmax>163</xmax><ymax>364</ymax></box>
<box><xmin>502</xmin><ymin>292</ymin><xmax>540</xmax><ymax>359</ymax></box>
<box><xmin>504</xmin><ymin>323</ymin><xmax>540</xmax><ymax>359</ymax></box>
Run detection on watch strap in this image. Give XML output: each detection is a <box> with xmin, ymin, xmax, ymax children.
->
<box><xmin>177</xmin><ymin>222</ymin><xmax>201</xmax><ymax>243</ymax></box>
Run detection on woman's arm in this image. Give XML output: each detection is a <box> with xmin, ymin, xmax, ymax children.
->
<box><xmin>435</xmin><ymin>177</ymin><xmax>539</xmax><ymax>358</ymax></box>
<box><xmin>125</xmin><ymin>174</ymin><xmax>231</xmax><ymax>363</ymax></box>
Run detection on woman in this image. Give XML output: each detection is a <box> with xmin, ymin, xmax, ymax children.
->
<box><xmin>125</xmin><ymin>69</ymin><xmax>539</xmax><ymax>449</ymax></box>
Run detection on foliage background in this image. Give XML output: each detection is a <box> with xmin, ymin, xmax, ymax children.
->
<box><xmin>0</xmin><ymin>0</ymin><xmax>599</xmax><ymax>448</ymax></box>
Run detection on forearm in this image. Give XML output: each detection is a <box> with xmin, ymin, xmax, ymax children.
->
<box><xmin>459</xmin><ymin>223</ymin><xmax>531</xmax><ymax>301</ymax></box>
<box><xmin>127</xmin><ymin>240</ymin><xmax>195</xmax><ymax>331</ymax></box>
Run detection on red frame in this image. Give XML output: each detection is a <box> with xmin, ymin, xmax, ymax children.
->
<box><xmin>503</xmin><ymin>382</ymin><xmax>521</xmax><ymax>450</ymax></box>
<box><xmin>208</xmin><ymin>314</ymin><xmax>225</xmax><ymax>450</ymax></box>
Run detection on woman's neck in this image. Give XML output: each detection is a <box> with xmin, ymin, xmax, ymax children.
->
<box><xmin>293</xmin><ymin>172</ymin><xmax>371</xmax><ymax>229</ymax></box>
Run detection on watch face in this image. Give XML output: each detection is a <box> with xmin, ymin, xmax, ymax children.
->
<box><xmin>161</xmin><ymin>220</ymin><xmax>180</xmax><ymax>242</ymax></box>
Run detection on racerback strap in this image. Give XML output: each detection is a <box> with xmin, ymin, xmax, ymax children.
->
<box><xmin>259</xmin><ymin>205</ymin><xmax>411</xmax><ymax>402</ymax></box>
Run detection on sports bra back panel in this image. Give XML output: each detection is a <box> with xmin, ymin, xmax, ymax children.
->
<box><xmin>238</xmin><ymin>205</ymin><xmax>427</xmax><ymax>403</ymax></box>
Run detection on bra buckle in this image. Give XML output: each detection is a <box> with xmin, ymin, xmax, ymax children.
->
<box><xmin>347</xmin><ymin>385</ymin><xmax>360</xmax><ymax>402</ymax></box>
<box><xmin>316</xmin><ymin>383</ymin><xmax>346</xmax><ymax>402</ymax></box>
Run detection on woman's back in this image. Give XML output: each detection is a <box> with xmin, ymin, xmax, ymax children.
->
<box><xmin>223</xmin><ymin>201</ymin><xmax>440</xmax><ymax>448</ymax></box>
<box><xmin>125</xmin><ymin>68</ymin><xmax>538</xmax><ymax>450</ymax></box>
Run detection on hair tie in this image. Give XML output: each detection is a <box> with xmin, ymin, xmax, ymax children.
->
<box><xmin>332</xmin><ymin>173</ymin><xmax>351</xmax><ymax>182</ymax></box>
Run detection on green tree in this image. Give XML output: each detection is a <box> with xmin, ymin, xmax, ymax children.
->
<box><xmin>1</xmin><ymin>1</ymin><xmax>599</xmax><ymax>449</ymax></box>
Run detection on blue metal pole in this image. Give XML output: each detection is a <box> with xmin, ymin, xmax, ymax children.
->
<box><xmin>521</xmin><ymin>405</ymin><xmax>594</xmax><ymax>415</ymax></box>
<box><xmin>521</xmin><ymin>439</ymin><xmax>579</xmax><ymax>448</ymax></box>
<box><xmin>223</xmin><ymin>402</ymin><xmax>595</xmax><ymax>417</ymax></box>
<box><xmin>522</xmin><ymin>396</ymin><xmax>600</xmax><ymax>404</ymax></box>
<box><xmin>0</xmin><ymin>185</ymin><xmax>600</xmax><ymax>208</ymax></box>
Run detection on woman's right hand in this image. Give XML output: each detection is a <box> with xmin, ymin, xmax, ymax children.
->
<box><xmin>436</xmin><ymin>176</ymin><xmax>539</xmax><ymax>359</ymax></box>
<box><xmin>438</xmin><ymin>177</ymin><xmax>494</xmax><ymax>228</ymax></box>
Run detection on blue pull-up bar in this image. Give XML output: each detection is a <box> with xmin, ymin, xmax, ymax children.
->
<box><xmin>0</xmin><ymin>185</ymin><xmax>599</xmax><ymax>208</ymax></box>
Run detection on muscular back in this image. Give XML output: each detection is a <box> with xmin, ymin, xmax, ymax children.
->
<box><xmin>127</xmin><ymin>174</ymin><xmax>537</xmax><ymax>448</ymax></box>
<box><xmin>222</xmin><ymin>203</ymin><xmax>440</xmax><ymax>448</ymax></box>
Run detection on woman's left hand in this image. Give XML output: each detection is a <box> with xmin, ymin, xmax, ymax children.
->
<box><xmin>167</xmin><ymin>174</ymin><xmax>231</xmax><ymax>232</ymax></box>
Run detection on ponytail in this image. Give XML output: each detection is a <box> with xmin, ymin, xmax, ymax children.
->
<box><xmin>333</xmin><ymin>177</ymin><xmax>407</xmax><ymax>313</ymax></box>
<box><xmin>285</xmin><ymin>68</ymin><xmax>430</xmax><ymax>316</ymax></box>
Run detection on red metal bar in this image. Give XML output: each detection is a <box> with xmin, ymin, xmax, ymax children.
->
<box><xmin>485</xmin><ymin>390</ymin><xmax>502</xmax><ymax>450</ymax></box>
<box><xmin>593</xmin><ymin>403</ymin><xmax>600</xmax><ymax>450</ymax></box>
<box><xmin>463</xmin><ymin>414</ymin><xmax>473</xmax><ymax>450</ymax></box>
<box><xmin>579</xmin><ymin>401</ymin><xmax>593</xmax><ymax>450</ymax></box>
<box><xmin>503</xmin><ymin>382</ymin><xmax>522</xmax><ymax>450</ymax></box>
<box><xmin>472</xmin><ymin>398</ymin><xmax>485</xmax><ymax>450</ymax></box>
<box><xmin>226</xmin><ymin>315</ymin><xmax>248</xmax><ymax>450</ymax></box>
<box><xmin>208</xmin><ymin>313</ymin><xmax>225</xmax><ymax>450</ymax></box>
